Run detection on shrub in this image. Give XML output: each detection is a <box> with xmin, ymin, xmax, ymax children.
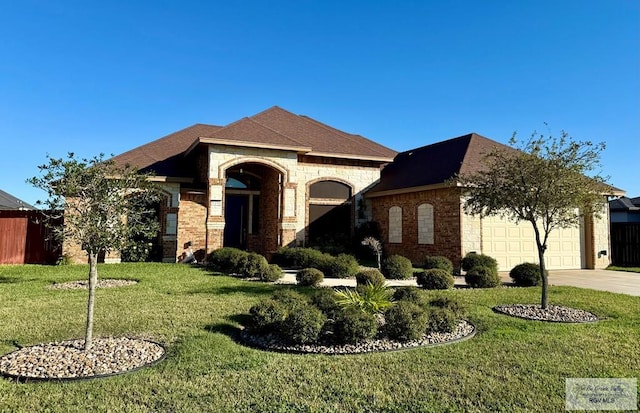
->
<box><xmin>381</xmin><ymin>255</ymin><xmax>413</xmax><ymax>280</ymax></box>
<box><xmin>333</xmin><ymin>307</ymin><xmax>378</xmax><ymax>344</ymax></box>
<box><xmin>465</xmin><ymin>266</ymin><xmax>502</xmax><ymax>288</ymax></box>
<box><xmin>392</xmin><ymin>286</ymin><xmax>428</xmax><ymax>307</ymax></box>
<box><xmin>248</xmin><ymin>299</ymin><xmax>288</xmax><ymax>332</ymax></box>
<box><xmin>261</xmin><ymin>264</ymin><xmax>284</xmax><ymax>282</ymax></box>
<box><xmin>273</xmin><ymin>247</ymin><xmax>331</xmax><ymax>269</ymax></box>
<box><xmin>241</xmin><ymin>252</ymin><xmax>269</xmax><ymax>278</ymax></box>
<box><xmin>355</xmin><ymin>269</ymin><xmax>385</xmax><ymax>287</ymax></box>
<box><xmin>272</xmin><ymin>289</ymin><xmax>308</xmax><ymax>313</ymax></box>
<box><xmin>384</xmin><ymin>301</ymin><xmax>428</xmax><ymax>342</ymax></box>
<box><xmin>208</xmin><ymin>247</ymin><xmax>248</xmax><ymax>274</ymax></box>
<box><xmin>335</xmin><ymin>283</ymin><xmax>394</xmax><ymax>315</ymax></box>
<box><xmin>429</xmin><ymin>296</ymin><xmax>466</xmax><ymax>318</ymax></box>
<box><xmin>461</xmin><ymin>252</ymin><xmax>498</xmax><ymax>274</ymax></box>
<box><xmin>310</xmin><ymin>288</ymin><xmax>341</xmax><ymax>319</ymax></box>
<box><xmin>323</xmin><ymin>254</ymin><xmax>359</xmax><ymax>278</ymax></box>
<box><xmin>281</xmin><ymin>305</ymin><xmax>326</xmax><ymax>344</ymax></box>
<box><xmin>296</xmin><ymin>268</ymin><xmax>324</xmax><ymax>287</ymax></box>
<box><xmin>422</xmin><ymin>256</ymin><xmax>454</xmax><ymax>274</ymax></box>
<box><xmin>416</xmin><ymin>269</ymin><xmax>455</xmax><ymax>290</ymax></box>
<box><xmin>427</xmin><ymin>307</ymin><xmax>458</xmax><ymax>334</ymax></box>
<box><xmin>510</xmin><ymin>262</ymin><xmax>544</xmax><ymax>287</ymax></box>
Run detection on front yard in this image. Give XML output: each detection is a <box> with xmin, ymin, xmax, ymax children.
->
<box><xmin>0</xmin><ymin>263</ymin><xmax>638</xmax><ymax>412</ymax></box>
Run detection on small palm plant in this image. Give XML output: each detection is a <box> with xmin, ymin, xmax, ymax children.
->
<box><xmin>335</xmin><ymin>283</ymin><xmax>394</xmax><ymax>315</ymax></box>
<box><xmin>361</xmin><ymin>237</ymin><xmax>382</xmax><ymax>270</ymax></box>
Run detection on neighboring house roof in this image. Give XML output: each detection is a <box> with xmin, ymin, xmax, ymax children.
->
<box><xmin>112</xmin><ymin>106</ymin><xmax>397</xmax><ymax>178</ymax></box>
<box><xmin>0</xmin><ymin>189</ymin><xmax>35</xmax><ymax>210</ymax></box>
<box><xmin>367</xmin><ymin>133</ymin><xmax>510</xmax><ymax>196</ymax></box>
<box><xmin>609</xmin><ymin>196</ymin><xmax>640</xmax><ymax>211</ymax></box>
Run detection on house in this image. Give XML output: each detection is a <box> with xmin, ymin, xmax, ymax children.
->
<box><xmin>64</xmin><ymin>106</ymin><xmax>396</xmax><ymax>263</ymax></box>
<box><xmin>62</xmin><ymin>108</ymin><xmax>620</xmax><ymax>272</ymax></box>
<box><xmin>0</xmin><ymin>189</ymin><xmax>60</xmax><ymax>264</ymax></box>
<box><xmin>609</xmin><ymin>196</ymin><xmax>640</xmax><ymax>266</ymax></box>
<box><xmin>365</xmin><ymin>133</ymin><xmax>620</xmax><ymax>271</ymax></box>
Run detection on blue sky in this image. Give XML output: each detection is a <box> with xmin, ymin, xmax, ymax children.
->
<box><xmin>1</xmin><ymin>0</ymin><xmax>638</xmax><ymax>206</ymax></box>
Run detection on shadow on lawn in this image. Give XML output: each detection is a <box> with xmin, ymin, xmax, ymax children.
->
<box><xmin>0</xmin><ymin>276</ymin><xmax>21</xmax><ymax>284</ymax></box>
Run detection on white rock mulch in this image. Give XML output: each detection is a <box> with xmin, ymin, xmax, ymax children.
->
<box><xmin>47</xmin><ymin>279</ymin><xmax>138</xmax><ymax>290</ymax></box>
<box><xmin>493</xmin><ymin>304</ymin><xmax>599</xmax><ymax>323</ymax></box>
<box><xmin>0</xmin><ymin>337</ymin><xmax>165</xmax><ymax>381</ymax></box>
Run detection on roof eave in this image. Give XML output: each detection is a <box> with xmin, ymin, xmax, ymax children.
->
<box><xmin>366</xmin><ymin>182</ymin><xmax>458</xmax><ymax>198</ymax></box>
<box><xmin>186</xmin><ymin>137</ymin><xmax>312</xmax><ymax>155</ymax></box>
<box><xmin>306</xmin><ymin>151</ymin><xmax>395</xmax><ymax>163</ymax></box>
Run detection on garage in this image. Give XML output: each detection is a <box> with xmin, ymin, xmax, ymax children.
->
<box><xmin>481</xmin><ymin>215</ymin><xmax>584</xmax><ymax>271</ymax></box>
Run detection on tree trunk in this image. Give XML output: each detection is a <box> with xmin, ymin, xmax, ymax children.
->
<box><xmin>532</xmin><ymin>224</ymin><xmax>549</xmax><ymax>309</ymax></box>
<box><xmin>84</xmin><ymin>251</ymin><xmax>99</xmax><ymax>350</ymax></box>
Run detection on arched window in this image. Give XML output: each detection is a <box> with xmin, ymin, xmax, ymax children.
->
<box><xmin>308</xmin><ymin>180</ymin><xmax>352</xmax><ymax>247</ymax></box>
<box><xmin>388</xmin><ymin>206</ymin><xmax>402</xmax><ymax>243</ymax></box>
<box><xmin>418</xmin><ymin>203</ymin><xmax>434</xmax><ymax>244</ymax></box>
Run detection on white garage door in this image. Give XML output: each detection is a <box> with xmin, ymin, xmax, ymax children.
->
<box><xmin>481</xmin><ymin>215</ymin><xmax>583</xmax><ymax>271</ymax></box>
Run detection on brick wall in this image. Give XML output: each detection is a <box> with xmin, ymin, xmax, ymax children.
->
<box><xmin>177</xmin><ymin>192</ymin><xmax>208</xmax><ymax>262</ymax></box>
<box><xmin>370</xmin><ymin>187</ymin><xmax>464</xmax><ymax>268</ymax></box>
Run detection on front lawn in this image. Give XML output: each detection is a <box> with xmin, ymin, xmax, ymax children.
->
<box><xmin>0</xmin><ymin>263</ymin><xmax>638</xmax><ymax>412</ymax></box>
<box><xmin>607</xmin><ymin>265</ymin><xmax>640</xmax><ymax>273</ymax></box>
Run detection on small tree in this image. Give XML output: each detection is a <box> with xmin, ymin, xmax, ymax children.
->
<box><xmin>361</xmin><ymin>237</ymin><xmax>382</xmax><ymax>269</ymax></box>
<box><xmin>29</xmin><ymin>153</ymin><xmax>160</xmax><ymax>349</ymax></box>
<box><xmin>457</xmin><ymin>130</ymin><xmax>608</xmax><ymax>308</ymax></box>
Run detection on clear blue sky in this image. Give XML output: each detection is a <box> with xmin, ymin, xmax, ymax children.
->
<box><xmin>1</xmin><ymin>0</ymin><xmax>638</xmax><ymax>206</ymax></box>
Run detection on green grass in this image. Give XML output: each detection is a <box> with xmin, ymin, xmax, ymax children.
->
<box><xmin>1</xmin><ymin>263</ymin><xmax>639</xmax><ymax>412</ymax></box>
<box><xmin>607</xmin><ymin>265</ymin><xmax>640</xmax><ymax>273</ymax></box>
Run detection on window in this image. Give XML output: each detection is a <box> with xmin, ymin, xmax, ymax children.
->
<box><xmin>388</xmin><ymin>206</ymin><xmax>402</xmax><ymax>243</ymax></box>
<box><xmin>418</xmin><ymin>203</ymin><xmax>434</xmax><ymax>244</ymax></box>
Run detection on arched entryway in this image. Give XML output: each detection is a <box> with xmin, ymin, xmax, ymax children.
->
<box><xmin>223</xmin><ymin>162</ymin><xmax>283</xmax><ymax>256</ymax></box>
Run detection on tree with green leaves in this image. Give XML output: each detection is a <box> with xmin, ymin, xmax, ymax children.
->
<box><xmin>457</xmin><ymin>130</ymin><xmax>608</xmax><ymax>309</ymax></box>
<box><xmin>29</xmin><ymin>153</ymin><xmax>160</xmax><ymax>350</ymax></box>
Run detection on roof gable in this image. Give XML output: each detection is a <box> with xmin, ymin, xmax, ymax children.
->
<box><xmin>0</xmin><ymin>189</ymin><xmax>35</xmax><ymax>210</ymax></box>
<box><xmin>367</xmin><ymin>133</ymin><xmax>510</xmax><ymax>195</ymax></box>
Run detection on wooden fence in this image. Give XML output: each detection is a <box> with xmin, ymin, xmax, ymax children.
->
<box><xmin>0</xmin><ymin>210</ymin><xmax>61</xmax><ymax>264</ymax></box>
<box><xmin>611</xmin><ymin>222</ymin><xmax>640</xmax><ymax>267</ymax></box>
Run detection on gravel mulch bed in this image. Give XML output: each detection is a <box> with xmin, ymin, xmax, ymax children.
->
<box><xmin>493</xmin><ymin>304</ymin><xmax>599</xmax><ymax>323</ymax></box>
<box><xmin>48</xmin><ymin>279</ymin><xmax>138</xmax><ymax>290</ymax></box>
<box><xmin>239</xmin><ymin>320</ymin><xmax>475</xmax><ymax>355</ymax></box>
<box><xmin>0</xmin><ymin>337</ymin><xmax>165</xmax><ymax>382</ymax></box>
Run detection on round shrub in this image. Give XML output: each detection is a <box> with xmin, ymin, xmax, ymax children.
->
<box><xmin>333</xmin><ymin>307</ymin><xmax>378</xmax><ymax>344</ymax></box>
<box><xmin>392</xmin><ymin>286</ymin><xmax>428</xmax><ymax>307</ymax></box>
<box><xmin>261</xmin><ymin>263</ymin><xmax>284</xmax><ymax>282</ymax></box>
<box><xmin>281</xmin><ymin>305</ymin><xmax>327</xmax><ymax>344</ymax></box>
<box><xmin>510</xmin><ymin>262</ymin><xmax>544</xmax><ymax>287</ymax></box>
<box><xmin>416</xmin><ymin>269</ymin><xmax>455</xmax><ymax>290</ymax></box>
<box><xmin>241</xmin><ymin>252</ymin><xmax>269</xmax><ymax>278</ymax></box>
<box><xmin>461</xmin><ymin>252</ymin><xmax>498</xmax><ymax>274</ymax></box>
<box><xmin>323</xmin><ymin>254</ymin><xmax>359</xmax><ymax>278</ymax></box>
<box><xmin>381</xmin><ymin>255</ymin><xmax>413</xmax><ymax>280</ymax></box>
<box><xmin>296</xmin><ymin>268</ymin><xmax>324</xmax><ymax>287</ymax></box>
<box><xmin>427</xmin><ymin>307</ymin><xmax>458</xmax><ymax>334</ymax></box>
<box><xmin>249</xmin><ymin>299</ymin><xmax>288</xmax><ymax>332</ymax></box>
<box><xmin>464</xmin><ymin>266</ymin><xmax>502</xmax><ymax>288</ymax></box>
<box><xmin>207</xmin><ymin>247</ymin><xmax>248</xmax><ymax>274</ymax></box>
<box><xmin>355</xmin><ymin>269</ymin><xmax>385</xmax><ymax>287</ymax></box>
<box><xmin>423</xmin><ymin>256</ymin><xmax>454</xmax><ymax>274</ymax></box>
<box><xmin>429</xmin><ymin>296</ymin><xmax>466</xmax><ymax>318</ymax></box>
<box><xmin>310</xmin><ymin>288</ymin><xmax>341</xmax><ymax>319</ymax></box>
<box><xmin>384</xmin><ymin>301</ymin><xmax>428</xmax><ymax>342</ymax></box>
<box><xmin>272</xmin><ymin>289</ymin><xmax>308</xmax><ymax>313</ymax></box>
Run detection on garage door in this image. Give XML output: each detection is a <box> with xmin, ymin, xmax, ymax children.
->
<box><xmin>481</xmin><ymin>215</ymin><xmax>583</xmax><ymax>271</ymax></box>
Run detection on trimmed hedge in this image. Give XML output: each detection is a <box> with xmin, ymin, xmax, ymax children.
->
<box><xmin>249</xmin><ymin>299</ymin><xmax>287</xmax><ymax>332</ymax></box>
<box><xmin>423</xmin><ymin>256</ymin><xmax>454</xmax><ymax>274</ymax></box>
<box><xmin>281</xmin><ymin>305</ymin><xmax>327</xmax><ymax>344</ymax></box>
<box><xmin>207</xmin><ymin>247</ymin><xmax>247</xmax><ymax>274</ymax></box>
<box><xmin>510</xmin><ymin>262</ymin><xmax>544</xmax><ymax>286</ymax></box>
<box><xmin>322</xmin><ymin>254</ymin><xmax>359</xmax><ymax>278</ymax></box>
<box><xmin>262</xmin><ymin>264</ymin><xmax>284</xmax><ymax>282</ymax></box>
<box><xmin>333</xmin><ymin>307</ymin><xmax>378</xmax><ymax>344</ymax></box>
<box><xmin>465</xmin><ymin>266</ymin><xmax>501</xmax><ymax>288</ymax></box>
<box><xmin>310</xmin><ymin>288</ymin><xmax>342</xmax><ymax>319</ymax></box>
<box><xmin>392</xmin><ymin>286</ymin><xmax>428</xmax><ymax>307</ymax></box>
<box><xmin>296</xmin><ymin>268</ymin><xmax>324</xmax><ymax>287</ymax></box>
<box><xmin>381</xmin><ymin>255</ymin><xmax>414</xmax><ymax>280</ymax></box>
<box><xmin>355</xmin><ymin>269</ymin><xmax>386</xmax><ymax>287</ymax></box>
<box><xmin>242</xmin><ymin>252</ymin><xmax>269</xmax><ymax>278</ymax></box>
<box><xmin>273</xmin><ymin>247</ymin><xmax>331</xmax><ymax>269</ymax></box>
<box><xmin>461</xmin><ymin>252</ymin><xmax>498</xmax><ymax>274</ymax></box>
<box><xmin>416</xmin><ymin>269</ymin><xmax>455</xmax><ymax>290</ymax></box>
<box><xmin>429</xmin><ymin>296</ymin><xmax>466</xmax><ymax>318</ymax></box>
<box><xmin>427</xmin><ymin>307</ymin><xmax>458</xmax><ymax>334</ymax></box>
<box><xmin>384</xmin><ymin>301</ymin><xmax>428</xmax><ymax>342</ymax></box>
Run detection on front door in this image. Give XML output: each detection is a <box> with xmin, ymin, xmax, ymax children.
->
<box><xmin>224</xmin><ymin>195</ymin><xmax>248</xmax><ymax>249</ymax></box>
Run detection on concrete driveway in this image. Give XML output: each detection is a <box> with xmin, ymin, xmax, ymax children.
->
<box><xmin>279</xmin><ymin>269</ymin><xmax>640</xmax><ymax>297</ymax></box>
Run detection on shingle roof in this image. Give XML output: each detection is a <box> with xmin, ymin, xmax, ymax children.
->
<box><xmin>367</xmin><ymin>133</ymin><xmax>510</xmax><ymax>195</ymax></box>
<box><xmin>609</xmin><ymin>196</ymin><xmax>640</xmax><ymax>211</ymax></box>
<box><xmin>0</xmin><ymin>189</ymin><xmax>35</xmax><ymax>210</ymax></box>
<box><xmin>112</xmin><ymin>106</ymin><xmax>397</xmax><ymax>177</ymax></box>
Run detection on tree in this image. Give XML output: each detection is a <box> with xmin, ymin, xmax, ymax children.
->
<box><xmin>457</xmin><ymin>130</ymin><xmax>608</xmax><ymax>309</ymax></box>
<box><xmin>29</xmin><ymin>153</ymin><xmax>160</xmax><ymax>349</ymax></box>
